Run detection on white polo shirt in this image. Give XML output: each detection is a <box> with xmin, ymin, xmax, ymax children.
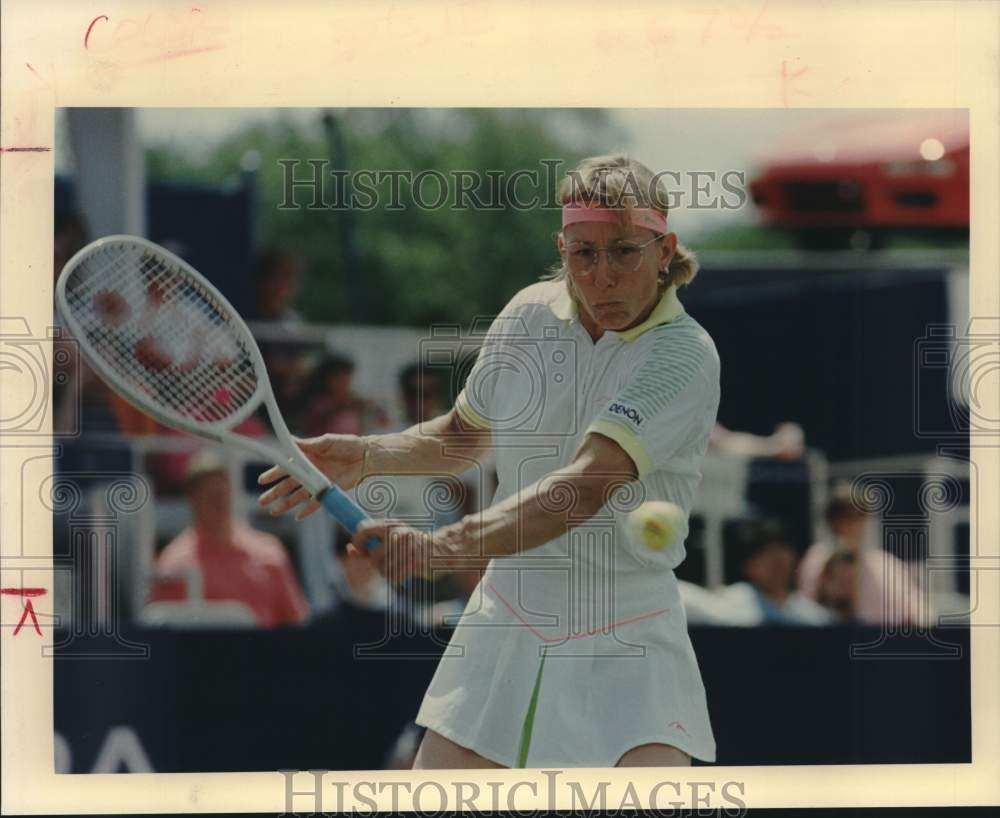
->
<box><xmin>416</xmin><ymin>279</ymin><xmax>721</xmax><ymax>767</ymax></box>
<box><xmin>454</xmin><ymin>279</ymin><xmax>721</xmax><ymax>572</ymax></box>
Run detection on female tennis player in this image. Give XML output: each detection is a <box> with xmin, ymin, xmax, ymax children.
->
<box><xmin>259</xmin><ymin>154</ymin><xmax>720</xmax><ymax>769</ymax></box>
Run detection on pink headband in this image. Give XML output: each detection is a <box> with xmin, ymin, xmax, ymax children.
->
<box><xmin>562</xmin><ymin>202</ymin><xmax>668</xmax><ymax>234</ymax></box>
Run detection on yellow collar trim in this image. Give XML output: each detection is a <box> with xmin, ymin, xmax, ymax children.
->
<box><xmin>550</xmin><ymin>283</ymin><xmax>685</xmax><ymax>341</ymax></box>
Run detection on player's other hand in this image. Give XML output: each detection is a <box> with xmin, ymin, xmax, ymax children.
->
<box><xmin>257</xmin><ymin>434</ymin><xmax>368</xmax><ymax>520</ymax></box>
<box><xmin>350</xmin><ymin>520</ymin><xmax>435</xmax><ymax>583</ymax></box>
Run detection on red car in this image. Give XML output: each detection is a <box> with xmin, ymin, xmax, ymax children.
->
<box><xmin>748</xmin><ymin>110</ymin><xmax>969</xmax><ymax>249</ymax></box>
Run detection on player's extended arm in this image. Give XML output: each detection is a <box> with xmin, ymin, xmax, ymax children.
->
<box><xmin>436</xmin><ymin>431</ymin><xmax>636</xmax><ymax>563</ymax></box>
<box><xmin>258</xmin><ymin>407</ymin><xmax>491</xmax><ymax>519</ymax></box>
<box><xmin>351</xmin><ymin>432</ymin><xmax>637</xmax><ymax>578</ymax></box>
<box><xmin>364</xmin><ymin>407</ymin><xmax>492</xmax><ymax>477</ymax></box>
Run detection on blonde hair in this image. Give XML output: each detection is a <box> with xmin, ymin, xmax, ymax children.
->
<box><xmin>544</xmin><ymin>153</ymin><xmax>699</xmax><ymax>288</ymax></box>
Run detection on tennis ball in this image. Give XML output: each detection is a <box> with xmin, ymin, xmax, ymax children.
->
<box><xmin>627</xmin><ymin>501</ymin><xmax>688</xmax><ymax>552</ymax></box>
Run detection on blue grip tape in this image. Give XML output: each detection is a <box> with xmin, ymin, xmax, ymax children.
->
<box><xmin>318</xmin><ymin>486</ymin><xmax>382</xmax><ymax>553</ymax></box>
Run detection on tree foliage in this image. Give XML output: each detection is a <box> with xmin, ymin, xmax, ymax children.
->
<box><xmin>145</xmin><ymin>109</ymin><xmax>622</xmax><ymax>326</ymax></box>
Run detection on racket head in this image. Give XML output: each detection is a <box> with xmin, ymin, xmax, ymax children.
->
<box><xmin>56</xmin><ymin>235</ymin><xmax>271</xmax><ymax>439</ymax></box>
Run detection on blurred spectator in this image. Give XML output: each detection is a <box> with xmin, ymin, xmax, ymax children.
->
<box><xmin>679</xmin><ymin>579</ymin><xmax>757</xmax><ymax>626</ymax></box>
<box><xmin>261</xmin><ymin>338</ymin><xmax>317</xmax><ymax>424</ymax></box>
<box><xmin>710</xmin><ymin>421</ymin><xmax>806</xmax><ymax>459</ymax></box>
<box><xmin>399</xmin><ymin>358</ymin><xmax>497</xmax><ymax>514</ymax></box>
<box><xmin>145</xmin><ymin>414</ymin><xmax>269</xmax><ymax>496</ymax></box>
<box><xmin>796</xmin><ymin>484</ymin><xmax>924</xmax><ymax>626</ymax></box>
<box><xmin>149</xmin><ymin>449</ymin><xmax>309</xmax><ymax>628</ymax></box>
<box><xmin>301</xmin><ymin>353</ymin><xmax>390</xmax><ymax>436</ymax></box>
<box><xmin>714</xmin><ymin>520</ymin><xmax>831</xmax><ymax>625</ymax></box>
<box><xmin>816</xmin><ymin>547</ymin><xmax>860</xmax><ymax>624</ymax></box>
<box><xmin>399</xmin><ymin>361</ymin><xmax>447</xmax><ymax>425</ymax></box>
<box><xmin>248</xmin><ymin>248</ymin><xmax>314</xmax><ymax>414</ymax></box>
<box><xmin>398</xmin><ymin>360</ymin><xmax>488</xmax><ymax>517</ymax></box>
<box><xmin>251</xmin><ymin>248</ymin><xmax>303</xmax><ymax>325</ymax></box>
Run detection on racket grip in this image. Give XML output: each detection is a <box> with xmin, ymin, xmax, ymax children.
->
<box><xmin>317</xmin><ymin>486</ymin><xmax>382</xmax><ymax>553</ymax></box>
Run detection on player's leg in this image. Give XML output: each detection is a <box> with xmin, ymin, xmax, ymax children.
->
<box><xmin>615</xmin><ymin>742</ymin><xmax>691</xmax><ymax>767</ymax></box>
<box><xmin>412</xmin><ymin>728</ymin><xmax>506</xmax><ymax>769</ymax></box>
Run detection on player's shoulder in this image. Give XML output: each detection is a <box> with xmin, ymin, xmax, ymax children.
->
<box><xmin>498</xmin><ymin>280</ymin><xmax>568</xmax><ymax>319</ymax></box>
<box><xmin>474</xmin><ymin>281</ymin><xmax>568</xmax><ymax>338</ymax></box>
<box><xmin>635</xmin><ymin>312</ymin><xmax>720</xmax><ymax>373</ymax></box>
<box><xmin>646</xmin><ymin>310</ymin><xmax>717</xmax><ymax>350</ymax></box>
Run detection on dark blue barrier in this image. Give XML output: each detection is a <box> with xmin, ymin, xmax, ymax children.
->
<box><xmin>54</xmin><ymin>614</ymin><xmax>970</xmax><ymax>772</ymax></box>
<box><xmin>56</xmin><ymin>176</ymin><xmax>254</xmax><ymax>314</ymax></box>
<box><xmin>685</xmin><ymin>264</ymin><xmax>964</xmax><ymax>462</ymax></box>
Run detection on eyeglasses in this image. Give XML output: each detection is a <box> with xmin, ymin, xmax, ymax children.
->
<box><xmin>564</xmin><ymin>235</ymin><xmax>662</xmax><ymax>277</ymax></box>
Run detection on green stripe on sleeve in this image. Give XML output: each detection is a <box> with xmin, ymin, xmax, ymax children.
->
<box><xmin>616</xmin><ymin>322</ymin><xmax>709</xmax><ymax>420</ymax></box>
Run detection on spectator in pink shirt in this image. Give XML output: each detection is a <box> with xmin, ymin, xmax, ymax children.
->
<box><xmin>797</xmin><ymin>486</ymin><xmax>923</xmax><ymax>626</ymax></box>
<box><xmin>150</xmin><ymin>450</ymin><xmax>310</xmax><ymax>628</ymax></box>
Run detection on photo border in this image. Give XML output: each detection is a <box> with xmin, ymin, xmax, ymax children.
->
<box><xmin>1</xmin><ymin>0</ymin><xmax>998</xmax><ymax>812</ymax></box>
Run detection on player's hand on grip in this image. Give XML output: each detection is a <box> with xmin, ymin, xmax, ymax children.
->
<box><xmin>349</xmin><ymin>520</ymin><xmax>436</xmax><ymax>584</ymax></box>
<box><xmin>257</xmin><ymin>434</ymin><xmax>368</xmax><ymax>520</ymax></box>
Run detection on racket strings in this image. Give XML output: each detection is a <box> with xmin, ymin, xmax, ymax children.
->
<box><xmin>62</xmin><ymin>242</ymin><xmax>260</xmax><ymax>425</ymax></box>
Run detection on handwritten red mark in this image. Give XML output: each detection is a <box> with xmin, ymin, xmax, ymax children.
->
<box><xmin>739</xmin><ymin>0</ymin><xmax>782</xmax><ymax>41</ymax></box>
<box><xmin>0</xmin><ymin>147</ymin><xmax>52</xmax><ymax>153</ymax></box>
<box><xmin>487</xmin><ymin>582</ymin><xmax>670</xmax><ymax>644</ymax></box>
<box><xmin>25</xmin><ymin>62</ymin><xmax>42</xmax><ymax>79</ymax></box>
<box><xmin>118</xmin><ymin>44</ymin><xmax>225</xmax><ymax>69</ymax></box>
<box><xmin>138</xmin><ymin>44</ymin><xmax>223</xmax><ymax>64</ymax></box>
<box><xmin>698</xmin><ymin>4</ymin><xmax>783</xmax><ymax>45</ymax></box>
<box><xmin>1</xmin><ymin>587</ymin><xmax>47</xmax><ymax>597</ymax></box>
<box><xmin>2</xmin><ymin>588</ymin><xmax>47</xmax><ymax>636</ymax></box>
<box><xmin>669</xmin><ymin>721</ymin><xmax>689</xmax><ymax>735</ymax></box>
<box><xmin>779</xmin><ymin>58</ymin><xmax>809</xmax><ymax>107</ymax></box>
<box><xmin>84</xmin><ymin>15</ymin><xmax>109</xmax><ymax>49</ymax></box>
<box><xmin>742</xmin><ymin>3</ymin><xmax>763</xmax><ymax>40</ymax></box>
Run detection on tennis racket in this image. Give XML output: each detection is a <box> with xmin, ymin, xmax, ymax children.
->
<box><xmin>55</xmin><ymin>234</ymin><xmax>379</xmax><ymax>550</ymax></box>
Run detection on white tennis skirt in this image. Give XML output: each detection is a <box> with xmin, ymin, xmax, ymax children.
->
<box><xmin>415</xmin><ymin>554</ymin><xmax>717</xmax><ymax>767</ymax></box>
